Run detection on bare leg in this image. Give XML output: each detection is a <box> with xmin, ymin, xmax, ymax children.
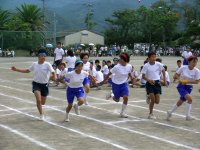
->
<box><xmin>34</xmin><ymin>91</ymin><xmax>42</xmax><ymax>115</ymax></box>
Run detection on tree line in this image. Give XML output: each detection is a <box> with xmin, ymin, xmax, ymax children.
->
<box><xmin>0</xmin><ymin>0</ymin><xmax>200</xmax><ymax>51</ymax></box>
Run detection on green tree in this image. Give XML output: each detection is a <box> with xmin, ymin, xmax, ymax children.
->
<box><xmin>0</xmin><ymin>9</ymin><xmax>10</xmax><ymax>30</ymax></box>
<box><xmin>16</xmin><ymin>4</ymin><xmax>44</xmax><ymax>31</ymax></box>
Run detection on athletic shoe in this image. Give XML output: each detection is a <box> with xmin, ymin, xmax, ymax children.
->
<box><xmin>84</xmin><ymin>100</ymin><xmax>89</xmax><ymax>105</ymax></box>
<box><xmin>166</xmin><ymin>111</ymin><xmax>172</xmax><ymax>120</ymax></box>
<box><xmin>113</xmin><ymin>98</ymin><xmax>120</xmax><ymax>102</ymax></box>
<box><xmin>148</xmin><ymin>114</ymin><xmax>156</xmax><ymax>119</ymax></box>
<box><xmin>146</xmin><ymin>95</ymin><xmax>150</xmax><ymax>104</ymax></box>
<box><xmin>39</xmin><ymin>114</ymin><xmax>45</xmax><ymax>121</ymax></box>
<box><xmin>106</xmin><ymin>93</ymin><xmax>111</xmax><ymax>100</ymax></box>
<box><xmin>186</xmin><ymin>116</ymin><xmax>195</xmax><ymax>121</ymax></box>
<box><xmin>73</xmin><ymin>104</ymin><xmax>80</xmax><ymax>115</ymax></box>
<box><xmin>65</xmin><ymin>113</ymin><xmax>69</xmax><ymax>122</ymax></box>
<box><xmin>120</xmin><ymin>113</ymin><xmax>128</xmax><ymax>118</ymax></box>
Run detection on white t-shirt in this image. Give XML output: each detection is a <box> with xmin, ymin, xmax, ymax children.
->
<box><xmin>83</xmin><ymin>62</ymin><xmax>90</xmax><ymax>72</ymax></box>
<box><xmin>182</xmin><ymin>51</ymin><xmax>192</xmax><ymax>59</ymax></box>
<box><xmin>176</xmin><ymin>66</ymin><xmax>200</xmax><ymax>84</ymax></box>
<box><xmin>102</xmin><ymin>65</ymin><xmax>109</xmax><ymax>75</ymax></box>
<box><xmin>110</xmin><ymin>63</ymin><xmax>132</xmax><ymax>84</ymax></box>
<box><xmin>66</xmin><ymin>70</ymin><xmax>89</xmax><ymax>88</ymax></box>
<box><xmin>54</xmin><ymin>48</ymin><xmax>64</xmax><ymax>61</ymax></box>
<box><xmin>60</xmin><ymin>68</ymin><xmax>68</xmax><ymax>77</ymax></box>
<box><xmin>95</xmin><ymin>71</ymin><xmax>104</xmax><ymax>83</ymax></box>
<box><xmin>89</xmin><ymin>66</ymin><xmax>97</xmax><ymax>77</ymax></box>
<box><xmin>141</xmin><ymin>62</ymin><xmax>164</xmax><ymax>80</ymax></box>
<box><xmin>65</xmin><ymin>56</ymin><xmax>76</xmax><ymax>68</ymax></box>
<box><xmin>29</xmin><ymin>61</ymin><xmax>54</xmax><ymax>84</ymax></box>
<box><xmin>161</xmin><ymin>71</ymin><xmax>170</xmax><ymax>83</ymax></box>
<box><xmin>56</xmin><ymin>68</ymin><xmax>61</xmax><ymax>78</ymax></box>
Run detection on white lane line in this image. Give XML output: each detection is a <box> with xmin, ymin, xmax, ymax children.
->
<box><xmin>0</xmin><ymin>93</ymin><xmax>199</xmax><ymax>150</ymax></box>
<box><xmin>0</xmin><ymin>112</ymin><xmax>20</xmax><ymax>118</ymax></box>
<box><xmin>108</xmin><ymin>120</ymin><xmax>144</xmax><ymax>124</ymax></box>
<box><xmin>0</xmin><ymin>124</ymin><xmax>56</xmax><ymax>150</ymax></box>
<box><xmin>0</xmin><ymin>104</ymin><xmax>129</xmax><ymax>150</ymax></box>
<box><xmin>1</xmin><ymin>83</ymin><xmax>200</xmax><ymax>135</ymax></box>
<box><xmin>47</xmin><ymin>106</ymin><xmax>200</xmax><ymax>150</ymax></box>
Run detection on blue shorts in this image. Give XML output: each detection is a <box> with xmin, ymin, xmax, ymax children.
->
<box><xmin>177</xmin><ymin>84</ymin><xmax>193</xmax><ymax>101</ymax></box>
<box><xmin>183</xmin><ymin>59</ymin><xmax>188</xmax><ymax>65</ymax></box>
<box><xmin>146</xmin><ymin>80</ymin><xmax>162</xmax><ymax>95</ymax></box>
<box><xmin>32</xmin><ymin>81</ymin><xmax>49</xmax><ymax>97</ymax></box>
<box><xmin>67</xmin><ymin>87</ymin><xmax>84</xmax><ymax>104</ymax></box>
<box><xmin>68</xmin><ymin>68</ymin><xmax>74</xmax><ymax>72</ymax></box>
<box><xmin>112</xmin><ymin>82</ymin><xmax>129</xmax><ymax>100</ymax></box>
<box><xmin>83</xmin><ymin>77</ymin><xmax>90</xmax><ymax>86</ymax></box>
<box><xmin>108</xmin><ymin>79</ymin><xmax>113</xmax><ymax>85</ymax></box>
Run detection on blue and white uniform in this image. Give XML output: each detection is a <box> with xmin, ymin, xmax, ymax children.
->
<box><xmin>176</xmin><ymin>66</ymin><xmax>200</xmax><ymax>101</ymax></box>
<box><xmin>66</xmin><ymin>70</ymin><xmax>89</xmax><ymax>104</ymax></box>
<box><xmin>82</xmin><ymin>62</ymin><xmax>90</xmax><ymax>85</ymax></box>
<box><xmin>65</xmin><ymin>56</ymin><xmax>76</xmax><ymax>72</ymax></box>
<box><xmin>110</xmin><ymin>63</ymin><xmax>132</xmax><ymax>100</ymax></box>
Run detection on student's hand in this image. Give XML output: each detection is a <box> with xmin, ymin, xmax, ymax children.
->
<box><xmin>11</xmin><ymin>66</ymin><xmax>17</xmax><ymax>71</ymax></box>
<box><xmin>147</xmin><ymin>80</ymin><xmax>155</xmax><ymax>85</ymax></box>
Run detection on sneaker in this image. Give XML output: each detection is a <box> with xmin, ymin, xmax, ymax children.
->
<box><xmin>73</xmin><ymin>104</ymin><xmax>80</xmax><ymax>115</ymax></box>
<box><xmin>186</xmin><ymin>116</ymin><xmax>195</xmax><ymax>121</ymax></box>
<box><xmin>65</xmin><ymin>113</ymin><xmax>69</xmax><ymax>122</ymax></box>
<box><xmin>148</xmin><ymin>114</ymin><xmax>156</xmax><ymax>119</ymax></box>
<box><xmin>113</xmin><ymin>98</ymin><xmax>120</xmax><ymax>102</ymax></box>
<box><xmin>106</xmin><ymin>93</ymin><xmax>112</xmax><ymax>100</ymax></box>
<box><xmin>146</xmin><ymin>95</ymin><xmax>150</xmax><ymax>104</ymax></box>
<box><xmin>120</xmin><ymin>113</ymin><xmax>128</xmax><ymax>118</ymax></box>
<box><xmin>39</xmin><ymin>114</ymin><xmax>45</xmax><ymax>121</ymax></box>
<box><xmin>84</xmin><ymin>100</ymin><xmax>89</xmax><ymax>105</ymax></box>
<box><xmin>166</xmin><ymin>111</ymin><xmax>172</xmax><ymax>120</ymax></box>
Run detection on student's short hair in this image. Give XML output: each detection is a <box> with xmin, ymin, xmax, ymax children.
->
<box><xmin>95</xmin><ymin>59</ymin><xmax>100</xmax><ymax>64</ymax></box>
<box><xmin>188</xmin><ymin>56</ymin><xmax>198</xmax><ymax>62</ymax></box>
<box><xmin>148</xmin><ymin>52</ymin><xmax>156</xmax><ymax>58</ymax></box>
<box><xmin>107</xmin><ymin>60</ymin><xmax>111</xmax><ymax>64</ymax></box>
<box><xmin>80</xmin><ymin>53</ymin><xmax>89</xmax><ymax>60</ymax></box>
<box><xmin>57</xmin><ymin>42</ymin><xmax>61</xmax><ymax>45</ymax></box>
<box><xmin>144</xmin><ymin>60</ymin><xmax>148</xmax><ymax>64</ymax></box>
<box><xmin>156</xmin><ymin>58</ymin><xmax>162</xmax><ymax>63</ymax></box>
<box><xmin>96</xmin><ymin>65</ymin><xmax>101</xmax><ymax>71</ymax></box>
<box><xmin>120</xmin><ymin>52</ymin><xmax>130</xmax><ymax>63</ymax></box>
<box><xmin>67</xmin><ymin>50</ymin><xmax>74</xmax><ymax>57</ymax></box>
<box><xmin>163</xmin><ymin>65</ymin><xmax>167</xmax><ymax>71</ymax></box>
<box><xmin>177</xmin><ymin>60</ymin><xmax>182</xmax><ymax>63</ymax></box>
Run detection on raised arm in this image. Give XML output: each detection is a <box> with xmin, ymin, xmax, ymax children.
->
<box><xmin>11</xmin><ymin>66</ymin><xmax>30</xmax><ymax>73</ymax></box>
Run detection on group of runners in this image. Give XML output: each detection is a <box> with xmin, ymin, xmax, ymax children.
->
<box><xmin>11</xmin><ymin>42</ymin><xmax>200</xmax><ymax>122</ymax></box>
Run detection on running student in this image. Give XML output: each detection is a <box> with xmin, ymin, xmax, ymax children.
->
<box><xmin>65</xmin><ymin>60</ymin><xmax>89</xmax><ymax>122</ymax></box>
<box><xmin>80</xmin><ymin>53</ymin><xmax>90</xmax><ymax>105</ymax></box>
<box><xmin>167</xmin><ymin>56</ymin><xmax>200</xmax><ymax>121</ymax></box>
<box><xmin>182</xmin><ymin>46</ymin><xmax>192</xmax><ymax>65</ymax></box>
<box><xmin>141</xmin><ymin>52</ymin><xmax>166</xmax><ymax>119</ymax></box>
<box><xmin>53</xmin><ymin>42</ymin><xmax>64</xmax><ymax>67</ymax></box>
<box><xmin>65</xmin><ymin>50</ymin><xmax>76</xmax><ymax>72</ymax></box>
<box><xmin>11</xmin><ymin>50</ymin><xmax>56</xmax><ymax>120</ymax></box>
<box><xmin>100</xmin><ymin>53</ymin><xmax>133</xmax><ymax>118</ymax></box>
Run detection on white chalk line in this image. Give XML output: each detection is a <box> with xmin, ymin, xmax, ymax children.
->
<box><xmin>0</xmin><ymin>81</ymin><xmax>200</xmax><ymax>135</ymax></box>
<box><xmin>0</xmin><ymin>103</ymin><xmax>129</xmax><ymax>150</ymax></box>
<box><xmin>0</xmin><ymin>123</ymin><xmax>56</xmax><ymax>150</ymax></box>
<box><xmin>0</xmin><ymin>92</ymin><xmax>199</xmax><ymax>150</ymax></box>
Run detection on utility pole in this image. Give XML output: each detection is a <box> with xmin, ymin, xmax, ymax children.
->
<box><xmin>53</xmin><ymin>12</ymin><xmax>57</xmax><ymax>47</ymax></box>
<box><xmin>1</xmin><ymin>32</ymin><xmax>3</xmax><ymax>50</ymax></box>
<box><xmin>42</xmin><ymin>0</ymin><xmax>45</xmax><ymax>46</ymax></box>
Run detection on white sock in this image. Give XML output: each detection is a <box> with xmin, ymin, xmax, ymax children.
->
<box><xmin>121</xmin><ymin>104</ymin><xmax>127</xmax><ymax>114</ymax></box>
<box><xmin>170</xmin><ymin>104</ymin><xmax>178</xmax><ymax>114</ymax></box>
<box><xmin>185</xmin><ymin>103</ymin><xmax>192</xmax><ymax>117</ymax></box>
<box><xmin>84</xmin><ymin>93</ymin><xmax>88</xmax><ymax>100</ymax></box>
